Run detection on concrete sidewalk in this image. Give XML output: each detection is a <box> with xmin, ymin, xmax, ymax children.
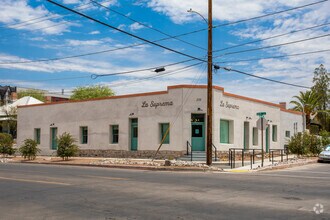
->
<box><xmin>224</xmin><ymin>155</ymin><xmax>318</xmax><ymax>172</ymax></box>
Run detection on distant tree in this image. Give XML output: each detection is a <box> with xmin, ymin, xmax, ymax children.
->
<box><xmin>70</xmin><ymin>85</ymin><xmax>115</xmax><ymax>100</ymax></box>
<box><xmin>19</xmin><ymin>139</ymin><xmax>40</xmax><ymax>160</ymax></box>
<box><xmin>312</xmin><ymin>64</ymin><xmax>329</xmax><ymax>131</ymax></box>
<box><xmin>290</xmin><ymin>90</ymin><xmax>321</xmax><ymax>130</ymax></box>
<box><xmin>57</xmin><ymin>132</ymin><xmax>79</xmax><ymax>160</ymax></box>
<box><xmin>17</xmin><ymin>89</ymin><xmax>45</xmax><ymax>102</ymax></box>
<box><xmin>0</xmin><ymin>133</ymin><xmax>15</xmax><ymax>156</ymax></box>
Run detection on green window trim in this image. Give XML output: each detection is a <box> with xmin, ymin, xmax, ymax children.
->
<box><xmin>80</xmin><ymin>126</ymin><xmax>88</xmax><ymax>144</ymax></box>
<box><xmin>272</xmin><ymin>125</ymin><xmax>278</xmax><ymax>142</ymax></box>
<box><xmin>285</xmin><ymin>130</ymin><xmax>290</xmax><ymax>138</ymax></box>
<box><xmin>160</xmin><ymin>123</ymin><xmax>170</xmax><ymax>144</ymax></box>
<box><xmin>34</xmin><ymin>128</ymin><xmax>41</xmax><ymax>144</ymax></box>
<box><xmin>111</xmin><ymin>125</ymin><xmax>119</xmax><ymax>144</ymax></box>
<box><xmin>50</xmin><ymin>127</ymin><xmax>58</xmax><ymax>150</ymax></box>
<box><xmin>220</xmin><ymin>119</ymin><xmax>229</xmax><ymax>144</ymax></box>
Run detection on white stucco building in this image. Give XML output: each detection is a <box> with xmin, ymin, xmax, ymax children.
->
<box><xmin>17</xmin><ymin>85</ymin><xmax>303</xmax><ymax>157</ymax></box>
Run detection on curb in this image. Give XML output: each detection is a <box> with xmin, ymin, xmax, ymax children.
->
<box><xmin>9</xmin><ymin>160</ymin><xmax>221</xmax><ymax>172</ymax></box>
<box><xmin>258</xmin><ymin>159</ymin><xmax>318</xmax><ymax>172</ymax></box>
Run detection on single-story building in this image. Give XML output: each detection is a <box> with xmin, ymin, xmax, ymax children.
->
<box><xmin>17</xmin><ymin>85</ymin><xmax>303</xmax><ymax>158</ymax></box>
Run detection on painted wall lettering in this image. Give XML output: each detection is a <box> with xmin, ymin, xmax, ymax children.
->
<box><xmin>141</xmin><ymin>101</ymin><xmax>173</xmax><ymax>109</ymax></box>
<box><xmin>220</xmin><ymin>100</ymin><xmax>239</xmax><ymax>110</ymax></box>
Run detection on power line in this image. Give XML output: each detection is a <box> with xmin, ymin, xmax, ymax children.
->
<box><xmin>0</xmin><ymin>1</ymin><xmax>94</xmax><ymax>30</ymax></box>
<box><xmin>91</xmin><ymin>0</ymin><xmax>207</xmax><ymax>51</ymax></box>
<box><xmin>1</xmin><ymin>0</ymin><xmax>326</xmax><ymax>65</ymax></box>
<box><xmin>213</xmin><ymin>0</ymin><xmax>328</xmax><ymax>28</ymax></box>
<box><xmin>215</xmin><ymin>34</ymin><xmax>330</xmax><ymax>57</ymax></box>
<box><xmin>46</xmin><ymin>62</ymin><xmax>204</xmax><ymax>94</ymax></box>
<box><xmin>214</xmin><ymin>22</ymin><xmax>330</xmax><ymax>52</ymax></box>
<box><xmin>220</xmin><ymin>67</ymin><xmax>310</xmax><ymax>89</ymax></box>
<box><xmin>46</xmin><ymin>1</ymin><xmax>205</xmax><ymax>63</ymax></box>
<box><xmin>2</xmin><ymin>58</ymin><xmax>198</xmax><ymax>83</ymax></box>
<box><xmin>215</xmin><ymin>49</ymin><xmax>330</xmax><ymax>64</ymax></box>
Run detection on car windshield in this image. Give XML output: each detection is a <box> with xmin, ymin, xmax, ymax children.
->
<box><xmin>325</xmin><ymin>146</ymin><xmax>330</xmax><ymax>151</ymax></box>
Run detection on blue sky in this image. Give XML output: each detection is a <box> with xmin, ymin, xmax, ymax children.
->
<box><xmin>0</xmin><ymin>0</ymin><xmax>329</xmax><ymax>104</ymax></box>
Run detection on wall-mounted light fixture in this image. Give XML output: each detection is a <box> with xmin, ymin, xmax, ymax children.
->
<box><xmin>246</xmin><ymin>117</ymin><xmax>252</xmax><ymax>120</ymax></box>
<box><xmin>267</xmin><ymin>120</ymin><xmax>273</xmax><ymax>123</ymax></box>
<box><xmin>129</xmin><ymin>113</ymin><xmax>134</xmax><ymax>116</ymax></box>
<box><xmin>50</xmin><ymin>123</ymin><xmax>55</xmax><ymax>126</ymax></box>
<box><xmin>197</xmin><ymin>107</ymin><xmax>203</xmax><ymax>111</ymax></box>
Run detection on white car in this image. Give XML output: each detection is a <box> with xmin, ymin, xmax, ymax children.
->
<box><xmin>318</xmin><ymin>145</ymin><xmax>330</xmax><ymax>162</ymax></box>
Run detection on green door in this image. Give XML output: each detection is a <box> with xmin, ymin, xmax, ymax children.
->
<box><xmin>266</xmin><ymin>126</ymin><xmax>269</xmax><ymax>153</ymax></box>
<box><xmin>51</xmin><ymin>127</ymin><xmax>58</xmax><ymax>150</ymax></box>
<box><xmin>191</xmin><ymin>114</ymin><xmax>205</xmax><ymax>151</ymax></box>
<box><xmin>130</xmin><ymin>119</ymin><xmax>138</xmax><ymax>151</ymax></box>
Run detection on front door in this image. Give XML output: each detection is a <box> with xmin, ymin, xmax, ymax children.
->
<box><xmin>50</xmin><ymin>127</ymin><xmax>58</xmax><ymax>150</ymax></box>
<box><xmin>130</xmin><ymin>119</ymin><xmax>138</xmax><ymax>151</ymax></box>
<box><xmin>191</xmin><ymin>114</ymin><xmax>205</xmax><ymax>151</ymax></box>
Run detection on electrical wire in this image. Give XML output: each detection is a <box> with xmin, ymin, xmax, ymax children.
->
<box><xmin>91</xmin><ymin>0</ymin><xmax>207</xmax><ymax>51</ymax></box>
<box><xmin>213</xmin><ymin>22</ymin><xmax>330</xmax><ymax>52</ymax></box>
<box><xmin>213</xmin><ymin>0</ymin><xmax>328</xmax><ymax>28</ymax></box>
<box><xmin>214</xmin><ymin>34</ymin><xmax>330</xmax><ymax>57</ymax></box>
<box><xmin>220</xmin><ymin>66</ymin><xmax>310</xmax><ymax>89</ymax></box>
<box><xmin>215</xmin><ymin>49</ymin><xmax>330</xmax><ymax>64</ymax></box>
<box><xmin>47</xmin><ymin>1</ymin><xmax>206</xmax><ymax>63</ymax></box>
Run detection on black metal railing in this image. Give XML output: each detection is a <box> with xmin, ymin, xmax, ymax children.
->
<box><xmin>269</xmin><ymin>149</ymin><xmax>287</xmax><ymax>164</ymax></box>
<box><xmin>212</xmin><ymin>144</ymin><xmax>218</xmax><ymax>162</ymax></box>
<box><xmin>186</xmin><ymin>141</ymin><xmax>193</xmax><ymax>161</ymax></box>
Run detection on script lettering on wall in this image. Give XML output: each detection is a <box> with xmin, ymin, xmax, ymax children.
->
<box><xmin>141</xmin><ymin>101</ymin><xmax>173</xmax><ymax>109</ymax></box>
<box><xmin>220</xmin><ymin>100</ymin><xmax>239</xmax><ymax>110</ymax></box>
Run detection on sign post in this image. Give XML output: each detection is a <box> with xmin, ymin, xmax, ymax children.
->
<box><xmin>257</xmin><ymin>112</ymin><xmax>266</xmax><ymax>167</ymax></box>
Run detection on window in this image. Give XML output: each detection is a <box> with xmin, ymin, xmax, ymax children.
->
<box><xmin>34</xmin><ymin>128</ymin><xmax>41</xmax><ymax>144</ymax></box>
<box><xmin>110</xmin><ymin>125</ymin><xmax>119</xmax><ymax>144</ymax></box>
<box><xmin>285</xmin><ymin>130</ymin><xmax>290</xmax><ymax>138</ymax></box>
<box><xmin>253</xmin><ymin>127</ymin><xmax>258</xmax><ymax>145</ymax></box>
<box><xmin>220</xmin><ymin>119</ymin><xmax>230</xmax><ymax>144</ymax></box>
<box><xmin>50</xmin><ymin>127</ymin><xmax>58</xmax><ymax>150</ymax></box>
<box><xmin>80</xmin><ymin>126</ymin><xmax>88</xmax><ymax>144</ymax></box>
<box><xmin>272</xmin><ymin>125</ymin><xmax>277</xmax><ymax>142</ymax></box>
<box><xmin>160</xmin><ymin>123</ymin><xmax>170</xmax><ymax>144</ymax></box>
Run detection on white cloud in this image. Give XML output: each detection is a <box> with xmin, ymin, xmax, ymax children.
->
<box><xmin>129</xmin><ymin>22</ymin><xmax>145</xmax><ymax>31</ymax></box>
<box><xmin>89</xmin><ymin>30</ymin><xmax>100</xmax><ymax>35</ymax></box>
<box><xmin>0</xmin><ymin>0</ymin><xmax>71</xmax><ymax>35</ymax></box>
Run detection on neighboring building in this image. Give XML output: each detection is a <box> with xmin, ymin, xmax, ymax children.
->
<box><xmin>17</xmin><ymin>85</ymin><xmax>303</xmax><ymax>157</ymax></box>
<box><xmin>17</xmin><ymin>87</ymin><xmax>70</xmax><ymax>103</ymax></box>
<box><xmin>0</xmin><ymin>85</ymin><xmax>17</xmax><ymax>105</ymax></box>
<box><xmin>0</xmin><ymin>96</ymin><xmax>43</xmax><ymax>137</ymax></box>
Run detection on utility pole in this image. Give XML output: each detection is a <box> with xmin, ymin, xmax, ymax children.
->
<box><xmin>206</xmin><ymin>0</ymin><xmax>213</xmax><ymax>166</ymax></box>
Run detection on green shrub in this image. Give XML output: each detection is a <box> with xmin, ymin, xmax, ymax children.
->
<box><xmin>319</xmin><ymin>130</ymin><xmax>330</xmax><ymax>147</ymax></box>
<box><xmin>57</xmin><ymin>132</ymin><xmax>79</xmax><ymax>160</ymax></box>
<box><xmin>19</xmin><ymin>139</ymin><xmax>40</xmax><ymax>160</ymax></box>
<box><xmin>288</xmin><ymin>132</ymin><xmax>323</xmax><ymax>156</ymax></box>
<box><xmin>0</xmin><ymin>133</ymin><xmax>15</xmax><ymax>156</ymax></box>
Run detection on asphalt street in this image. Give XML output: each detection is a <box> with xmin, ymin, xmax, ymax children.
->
<box><xmin>0</xmin><ymin>162</ymin><xmax>329</xmax><ymax>220</ymax></box>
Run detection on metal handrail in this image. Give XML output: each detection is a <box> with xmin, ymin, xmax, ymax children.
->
<box><xmin>268</xmin><ymin>149</ymin><xmax>287</xmax><ymax>164</ymax></box>
<box><xmin>186</xmin><ymin>141</ymin><xmax>193</xmax><ymax>161</ymax></box>
<box><xmin>212</xmin><ymin>144</ymin><xmax>218</xmax><ymax>161</ymax></box>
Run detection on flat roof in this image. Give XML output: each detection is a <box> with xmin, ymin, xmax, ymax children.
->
<box><xmin>18</xmin><ymin>84</ymin><xmax>302</xmax><ymax>115</ymax></box>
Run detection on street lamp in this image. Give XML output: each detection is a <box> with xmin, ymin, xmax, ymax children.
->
<box><xmin>188</xmin><ymin>0</ymin><xmax>213</xmax><ymax>166</ymax></box>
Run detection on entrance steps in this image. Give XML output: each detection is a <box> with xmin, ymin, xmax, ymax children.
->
<box><xmin>178</xmin><ymin>151</ymin><xmax>218</xmax><ymax>162</ymax></box>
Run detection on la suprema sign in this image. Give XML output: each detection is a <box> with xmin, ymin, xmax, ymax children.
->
<box><xmin>142</xmin><ymin>101</ymin><xmax>173</xmax><ymax>109</ymax></box>
<box><xmin>220</xmin><ymin>100</ymin><xmax>239</xmax><ymax>110</ymax></box>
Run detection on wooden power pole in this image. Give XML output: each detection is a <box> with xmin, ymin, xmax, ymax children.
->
<box><xmin>206</xmin><ymin>0</ymin><xmax>213</xmax><ymax>166</ymax></box>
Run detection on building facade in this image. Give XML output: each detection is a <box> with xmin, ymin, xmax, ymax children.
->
<box><xmin>17</xmin><ymin>85</ymin><xmax>303</xmax><ymax>157</ymax></box>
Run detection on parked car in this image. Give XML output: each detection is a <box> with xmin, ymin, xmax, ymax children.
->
<box><xmin>318</xmin><ymin>145</ymin><xmax>330</xmax><ymax>162</ymax></box>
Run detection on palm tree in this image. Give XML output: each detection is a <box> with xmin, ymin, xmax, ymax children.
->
<box><xmin>290</xmin><ymin>90</ymin><xmax>321</xmax><ymax>130</ymax></box>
